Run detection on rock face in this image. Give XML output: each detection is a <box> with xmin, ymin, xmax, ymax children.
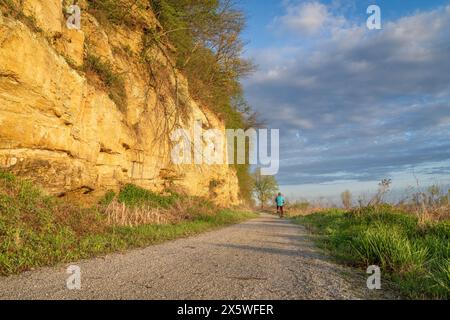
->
<box><xmin>0</xmin><ymin>0</ymin><xmax>240</xmax><ymax>206</ymax></box>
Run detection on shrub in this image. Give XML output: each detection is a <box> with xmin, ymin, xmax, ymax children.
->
<box><xmin>118</xmin><ymin>184</ymin><xmax>180</xmax><ymax>209</ymax></box>
<box><xmin>86</xmin><ymin>0</ymin><xmax>146</xmax><ymax>28</ymax></box>
<box><xmin>83</xmin><ymin>54</ymin><xmax>127</xmax><ymax>112</ymax></box>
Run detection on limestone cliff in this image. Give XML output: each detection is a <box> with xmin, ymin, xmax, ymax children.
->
<box><xmin>0</xmin><ymin>0</ymin><xmax>240</xmax><ymax>206</ymax></box>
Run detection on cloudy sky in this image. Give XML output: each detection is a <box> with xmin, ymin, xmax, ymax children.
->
<box><xmin>240</xmin><ymin>0</ymin><xmax>450</xmax><ymax>201</ymax></box>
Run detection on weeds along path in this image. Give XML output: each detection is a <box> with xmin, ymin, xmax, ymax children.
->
<box><xmin>0</xmin><ymin>214</ymin><xmax>392</xmax><ymax>300</ymax></box>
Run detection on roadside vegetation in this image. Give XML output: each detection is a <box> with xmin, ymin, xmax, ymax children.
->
<box><xmin>0</xmin><ymin>171</ymin><xmax>256</xmax><ymax>276</ymax></box>
<box><xmin>292</xmin><ymin>180</ymin><xmax>450</xmax><ymax>299</ymax></box>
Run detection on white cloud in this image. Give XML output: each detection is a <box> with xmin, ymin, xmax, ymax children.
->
<box><xmin>279</xmin><ymin>106</ymin><xmax>315</xmax><ymax>129</ymax></box>
<box><xmin>245</xmin><ymin>5</ymin><xmax>450</xmax><ymax>186</ymax></box>
<box><xmin>273</xmin><ymin>1</ymin><xmax>347</xmax><ymax>35</ymax></box>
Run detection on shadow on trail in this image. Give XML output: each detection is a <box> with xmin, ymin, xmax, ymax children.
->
<box><xmin>236</xmin><ymin>220</ymin><xmax>300</xmax><ymax>231</ymax></box>
<box><xmin>213</xmin><ymin>243</ymin><xmax>326</xmax><ymax>261</ymax></box>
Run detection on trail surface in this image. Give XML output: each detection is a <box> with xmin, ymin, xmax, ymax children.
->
<box><xmin>0</xmin><ymin>214</ymin><xmax>390</xmax><ymax>300</ymax></box>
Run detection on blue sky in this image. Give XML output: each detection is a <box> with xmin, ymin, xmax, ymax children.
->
<box><xmin>238</xmin><ymin>0</ymin><xmax>450</xmax><ymax>202</ymax></box>
<box><xmin>240</xmin><ymin>0</ymin><xmax>449</xmax><ymax>48</ymax></box>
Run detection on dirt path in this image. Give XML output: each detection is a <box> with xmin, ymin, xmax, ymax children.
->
<box><xmin>0</xmin><ymin>214</ymin><xmax>389</xmax><ymax>300</ymax></box>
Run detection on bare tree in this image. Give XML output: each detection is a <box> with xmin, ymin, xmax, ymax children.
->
<box><xmin>370</xmin><ymin>178</ymin><xmax>392</xmax><ymax>205</ymax></box>
<box><xmin>427</xmin><ymin>185</ymin><xmax>441</xmax><ymax>206</ymax></box>
<box><xmin>341</xmin><ymin>190</ymin><xmax>352</xmax><ymax>210</ymax></box>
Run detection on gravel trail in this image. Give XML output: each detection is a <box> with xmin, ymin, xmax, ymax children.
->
<box><xmin>0</xmin><ymin>214</ymin><xmax>387</xmax><ymax>300</ymax></box>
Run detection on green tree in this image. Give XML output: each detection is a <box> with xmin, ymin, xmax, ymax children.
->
<box><xmin>150</xmin><ymin>0</ymin><xmax>255</xmax><ymax>123</ymax></box>
<box><xmin>252</xmin><ymin>169</ymin><xmax>279</xmax><ymax>209</ymax></box>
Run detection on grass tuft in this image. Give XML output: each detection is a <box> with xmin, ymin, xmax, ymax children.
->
<box><xmin>353</xmin><ymin>224</ymin><xmax>428</xmax><ymax>274</ymax></box>
<box><xmin>117</xmin><ymin>184</ymin><xmax>179</xmax><ymax>209</ymax></box>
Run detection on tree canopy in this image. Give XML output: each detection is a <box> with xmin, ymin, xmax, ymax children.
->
<box><xmin>252</xmin><ymin>169</ymin><xmax>279</xmax><ymax>209</ymax></box>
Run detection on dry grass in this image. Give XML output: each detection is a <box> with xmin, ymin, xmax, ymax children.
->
<box><xmin>396</xmin><ymin>185</ymin><xmax>450</xmax><ymax>223</ymax></box>
<box><xmin>104</xmin><ymin>190</ymin><xmax>219</xmax><ymax>227</ymax></box>
<box><xmin>276</xmin><ymin>201</ymin><xmax>330</xmax><ymax>218</ymax></box>
<box><xmin>399</xmin><ymin>202</ymin><xmax>450</xmax><ymax>223</ymax></box>
<box><xmin>105</xmin><ymin>200</ymin><xmax>179</xmax><ymax>227</ymax></box>
<box><xmin>286</xmin><ymin>207</ymin><xmax>331</xmax><ymax>218</ymax></box>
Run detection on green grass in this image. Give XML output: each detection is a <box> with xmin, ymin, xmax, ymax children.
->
<box><xmin>117</xmin><ymin>184</ymin><xmax>180</xmax><ymax>209</ymax></box>
<box><xmin>99</xmin><ymin>190</ymin><xmax>116</xmax><ymax>206</ymax></box>
<box><xmin>0</xmin><ymin>171</ymin><xmax>256</xmax><ymax>276</ymax></box>
<box><xmin>293</xmin><ymin>206</ymin><xmax>450</xmax><ymax>299</ymax></box>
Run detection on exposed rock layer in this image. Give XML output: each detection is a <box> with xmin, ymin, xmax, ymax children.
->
<box><xmin>0</xmin><ymin>0</ymin><xmax>240</xmax><ymax>206</ymax></box>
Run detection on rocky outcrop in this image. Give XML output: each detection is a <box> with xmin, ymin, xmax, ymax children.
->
<box><xmin>0</xmin><ymin>0</ymin><xmax>240</xmax><ymax>206</ymax></box>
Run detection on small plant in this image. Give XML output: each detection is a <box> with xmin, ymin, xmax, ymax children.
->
<box><xmin>86</xmin><ymin>0</ymin><xmax>146</xmax><ymax>28</ymax></box>
<box><xmin>369</xmin><ymin>178</ymin><xmax>392</xmax><ymax>206</ymax></box>
<box><xmin>99</xmin><ymin>190</ymin><xmax>116</xmax><ymax>206</ymax></box>
<box><xmin>62</xmin><ymin>54</ymin><xmax>79</xmax><ymax>70</ymax></box>
<box><xmin>83</xmin><ymin>54</ymin><xmax>127</xmax><ymax>112</ymax></box>
<box><xmin>0</xmin><ymin>170</ymin><xmax>15</xmax><ymax>182</ymax></box>
<box><xmin>0</xmin><ymin>0</ymin><xmax>19</xmax><ymax>17</ymax></box>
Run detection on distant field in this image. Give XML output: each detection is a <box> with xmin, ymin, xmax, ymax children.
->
<box><xmin>293</xmin><ymin>206</ymin><xmax>450</xmax><ymax>299</ymax></box>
